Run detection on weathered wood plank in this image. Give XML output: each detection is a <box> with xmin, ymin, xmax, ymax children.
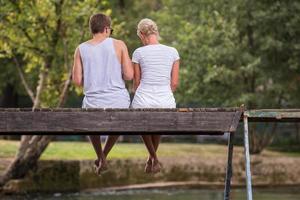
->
<box><xmin>0</xmin><ymin>108</ymin><xmax>241</xmax><ymax>112</ymax></box>
<box><xmin>245</xmin><ymin>110</ymin><xmax>300</xmax><ymax>122</ymax></box>
<box><xmin>0</xmin><ymin>108</ymin><xmax>242</xmax><ymax>134</ymax></box>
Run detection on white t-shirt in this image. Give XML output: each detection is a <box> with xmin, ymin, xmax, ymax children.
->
<box><xmin>132</xmin><ymin>44</ymin><xmax>179</xmax><ymax>86</ymax></box>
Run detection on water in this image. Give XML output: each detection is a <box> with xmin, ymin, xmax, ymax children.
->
<box><xmin>2</xmin><ymin>188</ymin><xmax>300</xmax><ymax>200</ymax></box>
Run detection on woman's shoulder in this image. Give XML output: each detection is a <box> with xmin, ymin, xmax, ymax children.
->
<box><xmin>133</xmin><ymin>46</ymin><xmax>147</xmax><ymax>57</ymax></box>
<box><xmin>160</xmin><ymin>44</ymin><xmax>180</xmax><ymax>60</ymax></box>
<box><xmin>133</xmin><ymin>44</ymin><xmax>178</xmax><ymax>55</ymax></box>
<box><xmin>160</xmin><ymin>44</ymin><xmax>178</xmax><ymax>52</ymax></box>
<box><xmin>133</xmin><ymin>46</ymin><xmax>146</xmax><ymax>52</ymax></box>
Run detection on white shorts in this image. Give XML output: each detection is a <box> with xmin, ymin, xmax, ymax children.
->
<box><xmin>131</xmin><ymin>84</ymin><xmax>176</xmax><ymax>108</ymax></box>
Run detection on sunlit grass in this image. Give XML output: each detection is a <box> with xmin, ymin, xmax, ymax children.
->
<box><xmin>0</xmin><ymin>140</ymin><xmax>19</xmax><ymax>158</ymax></box>
<box><xmin>43</xmin><ymin>142</ymin><xmax>149</xmax><ymax>160</ymax></box>
<box><xmin>41</xmin><ymin>142</ymin><xmax>234</xmax><ymax>160</ymax></box>
<box><xmin>0</xmin><ymin>140</ymin><xmax>298</xmax><ymax>160</ymax></box>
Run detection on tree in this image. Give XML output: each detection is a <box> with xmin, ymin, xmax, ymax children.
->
<box><xmin>233</xmin><ymin>0</ymin><xmax>300</xmax><ymax>153</ymax></box>
<box><xmin>0</xmin><ymin>0</ymin><xmax>114</xmax><ymax>186</ymax></box>
<box><xmin>152</xmin><ymin>0</ymin><xmax>300</xmax><ymax>153</ymax></box>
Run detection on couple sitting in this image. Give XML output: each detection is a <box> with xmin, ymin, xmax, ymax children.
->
<box><xmin>72</xmin><ymin>13</ymin><xmax>180</xmax><ymax>175</ymax></box>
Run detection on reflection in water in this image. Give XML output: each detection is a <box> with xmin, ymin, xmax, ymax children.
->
<box><xmin>2</xmin><ymin>188</ymin><xmax>300</xmax><ymax>200</ymax></box>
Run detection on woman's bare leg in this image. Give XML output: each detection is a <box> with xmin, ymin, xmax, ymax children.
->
<box><xmin>151</xmin><ymin>135</ymin><xmax>162</xmax><ymax>172</ymax></box>
<box><xmin>146</xmin><ymin>135</ymin><xmax>161</xmax><ymax>166</ymax></box>
<box><xmin>141</xmin><ymin>135</ymin><xmax>161</xmax><ymax>173</ymax></box>
<box><xmin>151</xmin><ymin>135</ymin><xmax>161</xmax><ymax>152</ymax></box>
<box><xmin>103</xmin><ymin>135</ymin><xmax>120</xmax><ymax>158</ymax></box>
<box><xmin>146</xmin><ymin>135</ymin><xmax>161</xmax><ymax>160</ymax></box>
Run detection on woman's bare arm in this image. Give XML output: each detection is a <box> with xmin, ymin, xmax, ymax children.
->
<box><xmin>171</xmin><ymin>60</ymin><xmax>180</xmax><ymax>92</ymax></box>
<box><xmin>133</xmin><ymin>63</ymin><xmax>141</xmax><ymax>92</ymax></box>
<box><xmin>72</xmin><ymin>47</ymin><xmax>83</xmax><ymax>86</ymax></box>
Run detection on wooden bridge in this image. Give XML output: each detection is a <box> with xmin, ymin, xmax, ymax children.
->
<box><xmin>1</xmin><ymin>107</ymin><xmax>300</xmax><ymax>200</ymax></box>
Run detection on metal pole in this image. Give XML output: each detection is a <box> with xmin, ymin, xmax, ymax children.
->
<box><xmin>243</xmin><ymin>115</ymin><xmax>253</xmax><ymax>200</ymax></box>
<box><xmin>224</xmin><ymin>132</ymin><xmax>234</xmax><ymax>200</ymax></box>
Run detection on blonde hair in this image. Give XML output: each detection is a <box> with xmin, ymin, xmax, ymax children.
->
<box><xmin>137</xmin><ymin>18</ymin><xmax>159</xmax><ymax>37</ymax></box>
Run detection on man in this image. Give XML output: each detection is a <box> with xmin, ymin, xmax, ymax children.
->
<box><xmin>72</xmin><ymin>13</ymin><xmax>133</xmax><ymax>174</ymax></box>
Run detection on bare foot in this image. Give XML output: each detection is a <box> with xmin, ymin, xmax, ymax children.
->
<box><xmin>93</xmin><ymin>159</ymin><xmax>98</xmax><ymax>173</ymax></box>
<box><xmin>94</xmin><ymin>159</ymin><xmax>108</xmax><ymax>176</ymax></box>
<box><xmin>144</xmin><ymin>159</ymin><xmax>152</xmax><ymax>173</ymax></box>
<box><xmin>100</xmin><ymin>159</ymin><xmax>108</xmax><ymax>172</ymax></box>
<box><xmin>151</xmin><ymin>159</ymin><xmax>162</xmax><ymax>174</ymax></box>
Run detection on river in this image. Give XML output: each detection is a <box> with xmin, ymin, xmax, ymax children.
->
<box><xmin>2</xmin><ymin>187</ymin><xmax>300</xmax><ymax>200</ymax></box>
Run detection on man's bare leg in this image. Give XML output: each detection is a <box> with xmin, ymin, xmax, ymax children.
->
<box><xmin>103</xmin><ymin>135</ymin><xmax>120</xmax><ymax>158</ymax></box>
<box><xmin>88</xmin><ymin>135</ymin><xmax>107</xmax><ymax>174</ymax></box>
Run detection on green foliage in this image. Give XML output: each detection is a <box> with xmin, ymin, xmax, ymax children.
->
<box><xmin>109</xmin><ymin>0</ymin><xmax>163</xmax><ymax>53</ymax></box>
<box><xmin>151</xmin><ymin>0</ymin><xmax>238</xmax><ymax>106</ymax></box>
<box><xmin>152</xmin><ymin>0</ymin><xmax>300</xmax><ymax>108</ymax></box>
<box><xmin>1</xmin><ymin>0</ymin><xmax>299</xmax><ymax>109</ymax></box>
<box><xmin>0</xmin><ymin>0</ymin><xmax>113</xmax><ymax>107</ymax></box>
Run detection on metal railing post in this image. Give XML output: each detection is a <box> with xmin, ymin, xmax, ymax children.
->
<box><xmin>243</xmin><ymin>114</ymin><xmax>253</xmax><ymax>200</ymax></box>
<box><xmin>224</xmin><ymin>132</ymin><xmax>234</xmax><ymax>200</ymax></box>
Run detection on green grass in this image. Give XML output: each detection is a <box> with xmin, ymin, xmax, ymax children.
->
<box><xmin>268</xmin><ymin>146</ymin><xmax>300</xmax><ymax>157</ymax></box>
<box><xmin>0</xmin><ymin>140</ymin><xmax>19</xmax><ymax>158</ymax></box>
<box><xmin>0</xmin><ymin>140</ymin><xmax>298</xmax><ymax>160</ymax></box>
<box><xmin>0</xmin><ymin>140</ymin><xmax>232</xmax><ymax>160</ymax></box>
<box><xmin>42</xmin><ymin>142</ymin><xmax>150</xmax><ymax>160</ymax></box>
<box><xmin>38</xmin><ymin>142</ymin><xmax>235</xmax><ymax>160</ymax></box>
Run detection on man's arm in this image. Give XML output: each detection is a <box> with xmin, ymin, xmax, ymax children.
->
<box><xmin>72</xmin><ymin>47</ymin><xmax>83</xmax><ymax>86</ymax></box>
<box><xmin>120</xmin><ymin>41</ymin><xmax>134</xmax><ymax>80</ymax></box>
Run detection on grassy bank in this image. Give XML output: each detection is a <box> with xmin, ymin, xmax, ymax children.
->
<box><xmin>1</xmin><ymin>139</ymin><xmax>300</xmax><ymax>193</ymax></box>
<box><xmin>0</xmin><ymin>139</ymin><xmax>298</xmax><ymax>160</ymax></box>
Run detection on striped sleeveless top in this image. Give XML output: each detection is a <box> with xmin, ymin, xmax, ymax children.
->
<box><xmin>78</xmin><ymin>38</ymin><xmax>130</xmax><ymax>108</ymax></box>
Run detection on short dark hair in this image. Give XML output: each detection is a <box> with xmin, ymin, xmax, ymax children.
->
<box><xmin>89</xmin><ymin>13</ymin><xmax>111</xmax><ymax>34</ymax></box>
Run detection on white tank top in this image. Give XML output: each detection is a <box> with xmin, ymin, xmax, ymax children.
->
<box><xmin>79</xmin><ymin>38</ymin><xmax>130</xmax><ymax>108</ymax></box>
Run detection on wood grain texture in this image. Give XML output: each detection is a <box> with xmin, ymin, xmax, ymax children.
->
<box><xmin>0</xmin><ymin>108</ymin><xmax>242</xmax><ymax>135</ymax></box>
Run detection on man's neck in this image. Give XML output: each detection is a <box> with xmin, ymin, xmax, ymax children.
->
<box><xmin>92</xmin><ymin>33</ymin><xmax>108</xmax><ymax>41</ymax></box>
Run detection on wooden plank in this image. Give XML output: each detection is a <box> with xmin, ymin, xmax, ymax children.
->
<box><xmin>229</xmin><ymin>111</ymin><xmax>243</xmax><ymax>132</ymax></box>
<box><xmin>245</xmin><ymin>110</ymin><xmax>300</xmax><ymax>122</ymax></box>
<box><xmin>0</xmin><ymin>108</ymin><xmax>242</xmax><ymax>134</ymax></box>
<box><xmin>0</xmin><ymin>108</ymin><xmax>241</xmax><ymax>112</ymax></box>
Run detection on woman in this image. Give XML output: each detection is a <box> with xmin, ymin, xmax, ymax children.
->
<box><xmin>73</xmin><ymin>13</ymin><xmax>133</xmax><ymax>175</ymax></box>
<box><xmin>131</xmin><ymin>18</ymin><xmax>180</xmax><ymax>173</ymax></box>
